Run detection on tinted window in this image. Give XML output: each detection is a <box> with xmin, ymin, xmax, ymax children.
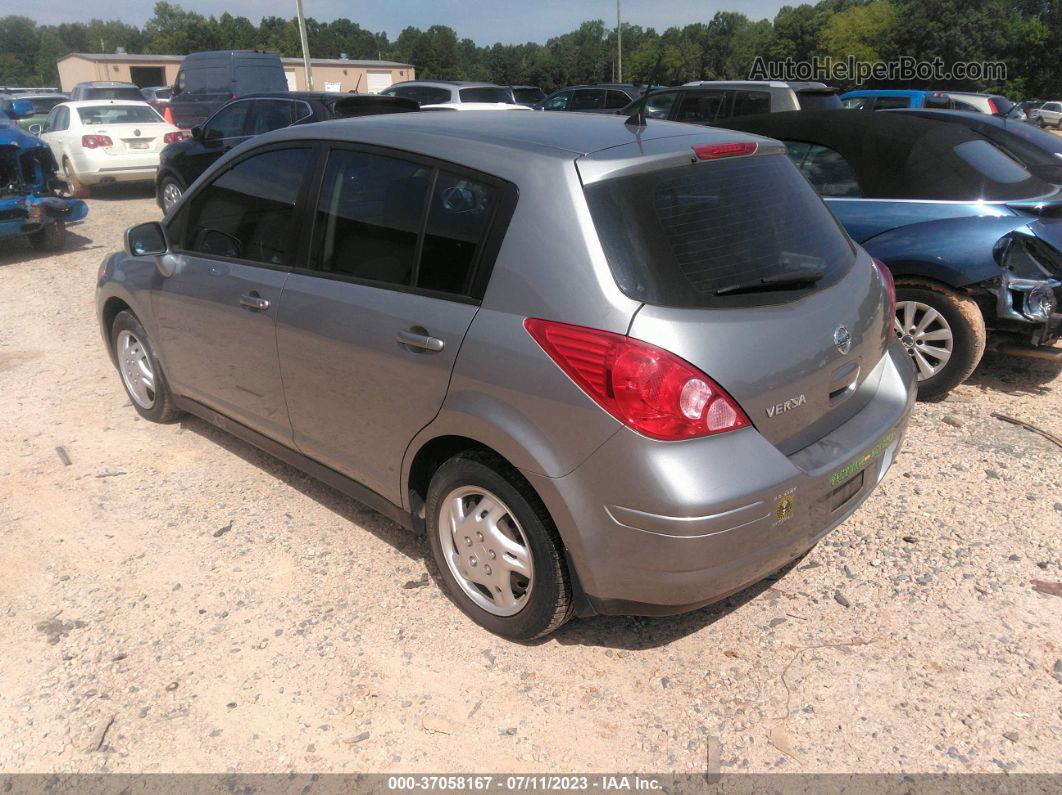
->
<box><xmin>235</xmin><ymin>64</ymin><xmax>287</xmax><ymax>94</ymax></box>
<box><xmin>84</xmin><ymin>87</ymin><xmax>143</xmax><ymax>101</ymax></box>
<box><xmin>872</xmin><ymin>97</ymin><xmax>910</xmax><ymax>110</ymax></box>
<box><xmin>842</xmin><ymin>96</ymin><xmax>868</xmax><ymax>109</ymax></box>
<box><xmin>389</xmin><ymin>86</ymin><xmax>451</xmax><ymax>105</ymax></box>
<box><xmin>312</xmin><ymin>149</ymin><xmax>429</xmax><ymax>285</ymax></box>
<box><xmin>419</xmin><ymin>171</ymin><xmax>498</xmax><ymax>294</ymax></box>
<box><xmin>248</xmin><ymin>100</ymin><xmax>305</xmax><ymax>134</ymax></box>
<box><xmin>28</xmin><ymin>97</ymin><xmax>64</xmax><ymax>114</ymax></box>
<box><xmin>674</xmin><ymin>91</ymin><xmax>728</xmax><ymax>123</ymax></box>
<box><xmin>952</xmin><ymin>99</ymin><xmax>981</xmax><ymax>112</ymax></box>
<box><xmin>796</xmin><ymin>91</ymin><xmax>842</xmax><ymax>111</ymax></box>
<box><xmin>636</xmin><ymin>91</ymin><xmax>677</xmax><ymax>118</ymax></box>
<box><xmin>205</xmin><ymin>102</ymin><xmax>252</xmax><ymax>138</ymax></box>
<box><xmin>605</xmin><ymin>90</ymin><xmax>631</xmax><ymax>109</ymax></box>
<box><xmin>731</xmin><ymin>90</ymin><xmax>771</xmax><ymax>117</ymax></box>
<box><xmin>459</xmin><ymin>87</ymin><xmax>512</xmax><ymax>103</ymax></box>
<box><xmin>571</xmin><ymin>90</ymin><xmax>604</xmax><ymax>111</ymax></box>
<box><xmin>512</xmin><ymin>87</ymin><xmax>544</xmax><ymax>103</ymax></box>
<box><xmin>181</xmin><ymin>147</ymin><xmax>310</xmax><ymax>266</ymax></box>
<box><xmin>799</xmin><ymin>145</ymin><xmax>861</xmax><ymax>197</ymax></box>
<box><xmin>953</xmin><ymin>140</ymin><xmax>1033</xmax><ymax>183</ymax></box>
<box><xmin>153</xmin><ymin>87</ymin><xmax>172</xmax><ymax>100</ymax></box>
<box><xmin>77</xmin><ymin>105</ymin><xmax>163</xmax><ymax>125</ymax></box>
<box><xmin>543</xmin><ymin>91</ymin><xmax>571</xmax><ymax>111</ymax></box>
<box><xmin>584</xmin><ymin>154</ymin><xmax>854</xmax><ymax>308</ymax></box>
<box><xmin>185</xmin><ymin>66</ymin><xmax>228</xmax><ymax>93</ymax></box>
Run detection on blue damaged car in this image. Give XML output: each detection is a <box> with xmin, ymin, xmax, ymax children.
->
<box><xmin>1</xmin><ymin>100</ymin><xmax>87</xmax><ymax>251</ymax></box>
<box><xmin>720</xmin><ymin>109</ymin><xmax>1062</xmax><ymax>398</ymax></box>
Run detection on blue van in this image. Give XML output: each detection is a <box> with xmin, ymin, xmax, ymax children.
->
<box><xmin>840</xmin><ymin>90</ymin><xmax>952</xmax><ymax>110</ymax></box>
<box><xmin>169</xmin><ymin>51</ymin><xmax>288</xmax><ymax>129</ymax></box>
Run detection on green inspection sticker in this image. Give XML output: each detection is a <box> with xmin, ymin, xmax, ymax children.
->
<box><xmin>829</xmin><ymin>430</ymin><xmax>897</xmax><ymax>487</ymax></box>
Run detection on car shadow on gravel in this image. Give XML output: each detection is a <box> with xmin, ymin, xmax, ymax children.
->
<box><xmin>965</xmin><ymin>347</ymin><xmax>1062</xmax><ymax>398</ymax></box>
<box><xmin>85</xmin><ymin>183</ymin><xmax>156</xmax><ymax>202</ymax></box>
<box><xmin>178</xmin><ymin>414</ymin><xmax>427</xmax><ymax>562</ymax></box>
<box><xmin>0</xmin><ymin>228</ymin><xmax>96</xmax><ymax>267</ymax></box>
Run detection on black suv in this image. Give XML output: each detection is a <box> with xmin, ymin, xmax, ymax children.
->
<box><xmin>155</xmin><ymin>92</ymin><xmax>417</xmax><ymax>212</ymax></box>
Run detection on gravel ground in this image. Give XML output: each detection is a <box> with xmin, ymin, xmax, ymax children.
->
<box><xmin>0</xmin><ymin>187</ymin><xmax>1060</xmax><ymax>775</ymax></box>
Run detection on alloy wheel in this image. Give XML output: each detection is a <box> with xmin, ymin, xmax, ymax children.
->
<box><xmin>116</xmin><ymin>329</ymin><xmax>157</xmax><ymax>409</ymax></box>
<box><xmin>438</xmin><ymin>486</ymin><xmax>533</xmax><ymax>616</ymax></box>
<box><xmin>161</xmin><ymin>181</ymin><xmax>182</xmax><ymax>212</ymax></box>
<box><xmin>895</xmin><ymin>300</ymin><xmax>954</xmax><ymax>380</ymax></box>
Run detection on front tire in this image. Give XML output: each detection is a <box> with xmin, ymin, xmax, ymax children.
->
<box><xmin>894</xmin><ymin>282</ymin><xmax>986</xmax><ymax>400</ymax></box>
<box><xmin>28</xmin><ymin>221</ymin><xmax>65</xmax><ymax>251</ymax></box>
<box><xmin>426</xmin><ymin>452</ymin><xmax>573</xmax><ymax>640</ymax></box>
<box><xmin>158</xmin><ymin>175</ymin><xmax>184</xmax><ymax>213</ymax></box>
<box><xmin>110</xmin><ymin>310</ymin><xmax>181</xmax><ymax>423</ymax></box>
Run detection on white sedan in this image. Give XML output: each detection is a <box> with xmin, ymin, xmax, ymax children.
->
<box><xmin>39</xmin><ymin>100</ymin><xmax>188</xmax><ymax>197</ymax></box>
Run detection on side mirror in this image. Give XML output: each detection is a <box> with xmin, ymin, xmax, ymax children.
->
<box><xmin>125</xmin><ymin>221</ymin><xmax>167</xmax><ymax>257</ymax></box>
<box><xmin>7</xmin><ymin>99</ymin><xmax>32</xmax><ymax>119</ymax></box>
<box><xmin>28</xmin><ymin>123</ymin><xmax>43</xmax><ymax>136</ymax></box>
<box><xmin>171</xmin><ymin>80</ymin><xmax>182</xmax><ymax>97</ymax></box>
<box><xmin>191</xmin><ymin>126</ymin><xmax>203</xmax><ymax>141</ymax></box>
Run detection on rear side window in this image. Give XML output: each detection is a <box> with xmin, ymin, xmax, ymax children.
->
<box><xmin>796</xmin><ymin>91</ymin><xmax>842</xmax><ymax>111</ymax></box>
<box><xmin>572</xmin><ymin>90</ymin><xmax>604</xmax><ymax>111</ymax></box>
<box><xmin>179</xmin><ymin>147</ymin><xmax>310</xmax><ymax>266</ymax></box>
<box><xmin>605</xmin><ymin>90</ymin><xmax>631</xmax><ymax>109</ymax></box>
<box><xmin>459</xmin><ymin>87</ymin><xmax>511</xmax><ymax>103</ymax></box>
<box><xmin>419</xmin><ymin>171</ymin><xmax>499</xmax><ymax>294</ymax></box>
<box><xmin>872</xmin><ymin>96</ymin><xmax>910</xmax><ymax>110</ymax></box>
<box><xmin>235</xmin><ymin>64</ymin><xmax>287</xmax><ymax>94</ymax></box>
<box><xmin>842</xmin><ymin>96</ymin><xmax>868</xmax><ymax>109</ymax></box>
<box><xmin>512</xmin><ymin>87</ymin><xmax>544</xmax><ymax>103</ymax></box>
<box><xmin>674</xmin><ymin>91</ymin><xmax>727</xmax><ymax>124</ymax></box>
<box><xmin>391</xmin><ymin>86</ymin><xmax>451</xmax><ymax>105</ymax></box>
<box><xmin>788</xmin><ymin>143</ymin><xmax>861</xmax><ymax>197</ymax></box>
<box><xmin>584</xmin><ymin>153</ymin><xmax>854</xmax><ymax>307</ymax></box>
<box><xmin>953</xmin><ymin>140</ymin><xmax>1032</xmax><ymax>183</ymax></box>
<box><xmin>248</xmin><ymin>100</ymin><xmax>306</xmax><ymax>134</ymax></box>
<box><xmin>731</xmin><ymin>90</ymin><xmax>771</xmax><ymax>116</ymax></box>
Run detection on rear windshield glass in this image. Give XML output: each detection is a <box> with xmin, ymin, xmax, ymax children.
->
<box><xmin>797</xmin><ymin>91</ymin><xmax>842</xmax><ymax>111</ymax></box>
<box><xmin>388</xmin><ymin>86</ymin><xmax>451</xmax><ymax>105</ymax></box>
<box><xmin>584</xmin><ymin>153</ymin><xmax>855</xmax><ymax>308</ymax></box>
<box><xmin>459</xmin><ymin>87</ymin><xmax>512</xmax><ymax>103</ymax></box>
<box><xmin>78</xmin><ymin>105</ymin><xmax>164</xmax><ymax>124</ymax></box>
<box><xmin>234</xmin><ymin>65</ymin><xmax>288</xmax><ymax>93</ymax></box>
<box><xmin>85</xmin><ymin>87</ymin><xmax>143</xmax><ymax>101</ymax></box>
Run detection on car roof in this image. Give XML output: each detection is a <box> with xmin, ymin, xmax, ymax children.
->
<box><xmin>842</xmin><ymin>89</ymin><xmax>936</xmax><ymax>96</ymax></box>
<box><xmin>75</xmin><ymin>81</ymin><xmax>139</xmax><ymax>87</ymax></box>
<box><xmin>388</xmin><ymin>80</ymin><xmax>501</xmax><ymax>88</ymax></box>
<box><xmin>61</xmin><ymin>100</ymin><xmax>154</xmax><ymax>108</ymax></box>
<box><xmin>262</xmin><ymin>108</ymin><xmax>760</xmax><ymax>160</ymax></box>
<box><xmin>4</xmin><ymin>93</ymin><xmax>67</xmax><ymax>100</ymax></box>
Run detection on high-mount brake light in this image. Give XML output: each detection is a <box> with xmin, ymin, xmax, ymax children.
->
<box><xmin>692</xmin><ymin>142</ymin><xmax>757</xmax><ymax>160</ymax></box>
<box><xmin>524</xmin><ymin>319</ymin><xmax>751</xmax><ymax>441</ymax></box>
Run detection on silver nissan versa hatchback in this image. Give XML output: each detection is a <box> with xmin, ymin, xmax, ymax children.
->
<box><xmin>97</xmin><ymin>112</ymin><xmax>916</xmax><ymax>639</ymax></box>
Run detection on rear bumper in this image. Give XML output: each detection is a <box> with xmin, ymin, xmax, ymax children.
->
<box><xmin>75</xmin><ymin>152</ymin><xmax>161</xmax><ymax>184</ymax></box>
<box><xmin>526</xmin><ymin>342</ymin><xmax>917</xmax><ymax>616</ymax></box>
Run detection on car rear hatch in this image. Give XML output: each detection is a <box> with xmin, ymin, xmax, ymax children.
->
<box><xmin>577</xmin><ymin>134</ymin><xmax>891</xmax><ymax>455</ymax></box>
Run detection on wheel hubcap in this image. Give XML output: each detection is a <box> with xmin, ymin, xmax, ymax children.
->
<box><xmin>116</xmin><ymin>329</ymin><xmax>156</xmax><ymax>409</ymax></box>
<box><xmin>162</xmin><ymin>182</ymin><xmax>182</xmax><ymax>211</ymax></box>
<box><xmin>894</xmin><ymin>300</ymin><xmax>954</xmax><ymax>381</ymax></box>
<box><xmin>438</xmin><ymin>486</ymin><xmax>533</xmax><ymax>617</ymax></box>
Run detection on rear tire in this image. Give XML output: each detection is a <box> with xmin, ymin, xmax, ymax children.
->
<box><xmin>63</xmin><ymin>157</ymin><xmax>90</xmax><ymax>198</ymax></box>
<box><xmin>158</xmin><ymin>175</ymin><xmax>183</xmax><ymax>213</ymax></box>
<box><xmin>110</xmin><ymin>310</ymin><xmax>181</xmax><ymax>423</ymax></box>
<box><xmin>894</xmin><ymin>282</ymin><xmax>986</xmax><ymax>400</ymax></box>
<box><xmin>28</xmin><ymin>221</ymin><xmax>65</xmax><ymax>251</ymax></box>
<box><xmin>425</xmin><ymin>451</ymin><xmax>573</xmax><ymax>640</ymax></box>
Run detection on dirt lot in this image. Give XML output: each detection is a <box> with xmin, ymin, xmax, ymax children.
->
<box><xmin>0</xmin><ymin>186</ymin><xmax>1060</xmax><ymax>776</ymax></box>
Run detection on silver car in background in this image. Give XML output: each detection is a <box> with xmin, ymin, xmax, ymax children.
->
<box><xmin>97</xmin><ymin>112</ymin><xmax>916</xmax><ymax>639</ymax></box>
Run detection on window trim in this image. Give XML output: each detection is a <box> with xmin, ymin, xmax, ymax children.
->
<box><xmin>165</xmin><ymin>140</ymin><xmax>320</xmax><ymax>273</ymax></box>
<box><xmin>296</xmin><ymin>141</ymin><xmax>518</xmax><ymax>304</ymax></box>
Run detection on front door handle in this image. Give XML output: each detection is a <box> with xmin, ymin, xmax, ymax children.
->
<box><xmin>396</xmin><ymin>328</ymin><xmax>445</xmax><ymax>353</ymax></box>
<box><xmin>239</xmin><ymin>292</ymin><xmax>270</xmax><ymax>311</ymax></box>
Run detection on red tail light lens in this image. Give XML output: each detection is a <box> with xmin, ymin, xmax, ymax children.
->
<box><xmin>692</xmin><ymin>142</ymin><xmax>757</xmax><ymax>160</ymax></box>
<box><xmin>987</xmin><ymin>98</ymin><xmax>999</xmax><ymax>115</ymax></box>
<box><xmin>163</xmin><ymin>131</ymin><xmax>190</xmax><ymax>144</ymax></box>
<box><xmin>81</xmin><ymin>134</ymin><xmax>113</xmax><ymax>149</ymax></box>
<box><xmin>873</xmin><ymin>258</ymin><xmax>896</xmax><ymax>341</ymax></box>
<box><xmin>524</xmin><ymin>319</ymin><xmax>751</xmax><ymax>441</ymax></box>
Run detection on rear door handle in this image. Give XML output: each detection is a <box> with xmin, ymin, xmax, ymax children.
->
<box><xmin>239</xmin><ymin>292</ymin><xmax>270</xmax><ymax>311</ymax></box>
<box><xmin>396</xmin><ymin>328</ymin><xmax>445</xmax><ymax>353</ymax></box>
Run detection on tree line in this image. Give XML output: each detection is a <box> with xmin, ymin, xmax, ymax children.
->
<box><xmin>3</xmin><ymin>0</ymin><xmax>1062</xmax><ymax>99</ymax></box>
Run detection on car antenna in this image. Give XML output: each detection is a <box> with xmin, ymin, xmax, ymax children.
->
<box><xmin>625</xmin><ymin>53</ymin><xmax>664</xmax><ymax>128</ymax></box>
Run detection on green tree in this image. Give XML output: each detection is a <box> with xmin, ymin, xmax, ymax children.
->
<box><xmin>820</xmin><ymin>1</ymin><xmax>896</xmax><ymax>62</ymax></box>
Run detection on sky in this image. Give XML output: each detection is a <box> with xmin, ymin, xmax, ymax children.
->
<box><xmin>24</xmin><ymin>1</ymin><xmax>788</xmax><ymax>45</ymax></box>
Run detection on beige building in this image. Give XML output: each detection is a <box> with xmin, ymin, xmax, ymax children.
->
<box><xmin>57</xmin><ymin>52</ymin><xmax>414</xmax><ymax>94</ymax></box>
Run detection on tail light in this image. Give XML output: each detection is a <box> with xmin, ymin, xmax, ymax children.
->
<box><xmin>692</xmin><ymin>141</ymin><xmax>757</xmax><ymax>160</ymax></box>
<box><xmin>163</xmin><ymin>131</ymin><xmax>190</xmax><ymax>144</ymax></box>
<box><xmin>524</xmin><ymin>319</ymin><xmax>751</xmax><ymax>441</ymax></box>
<box><xmin>873</xmin><ymin>258</ymin><xmax>896</xmax><ymax>341</ymax></box>
<box><xmin>82</xmin><ymin>134</ymin><xmax>113</xmax><ymax>149</ymax></box>
<box><xmin>987</xmin><ymin>98</ymin><xmax>999</xmax><ymax>115</ymax></box>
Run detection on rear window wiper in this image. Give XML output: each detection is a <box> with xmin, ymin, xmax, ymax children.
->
<box><xmin>715</xmin><ymin>267</ymin><xmax>825</xmax><ymax>296</ymax></box>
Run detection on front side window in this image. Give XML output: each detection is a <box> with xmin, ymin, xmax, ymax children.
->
<box><xmin>571</xmin><ymin>90</ymin><xmax>604</xmax><ymax>111</ymax></box>
<box><xmin>731</xmin><ymin>90</ymin><xmax>771</xmax><ymax>117</ymax></box>
<box><xmin>842</xmin><ymin>96</ymin><xmax>868</xmax><ymax>109</ymax></box>
<box><xmin>248</xmin><ymin>100</ymin><xmax>306</xmax><ymax>135</ymax></box>
<box><xmin>543</xmin><ymin>91</ymin><xmax>571</xmax><ymax>111</ymax></box>
<box><xmin>391</xmin><ymin>86</ymin><xmax>451</xmax><ymax>105</ymax></box>
<box><xmin>204</xmin><ymin>102</ymin><xmax>252</xmax><ymax>139</ymax></box>
<box><xmin>605</xmin><ymin>90</ymin><xmax>632</xmax><ymax>109</ymax></box>
<box><xmin>179</xmin><ymin>147</ymin><xmax>310</xmax><ymax>266</ymax></box>
<box><xmin>639</xmin><ymin>91</ymin><xmax>677</xmax><ymax>118</ymax></box>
